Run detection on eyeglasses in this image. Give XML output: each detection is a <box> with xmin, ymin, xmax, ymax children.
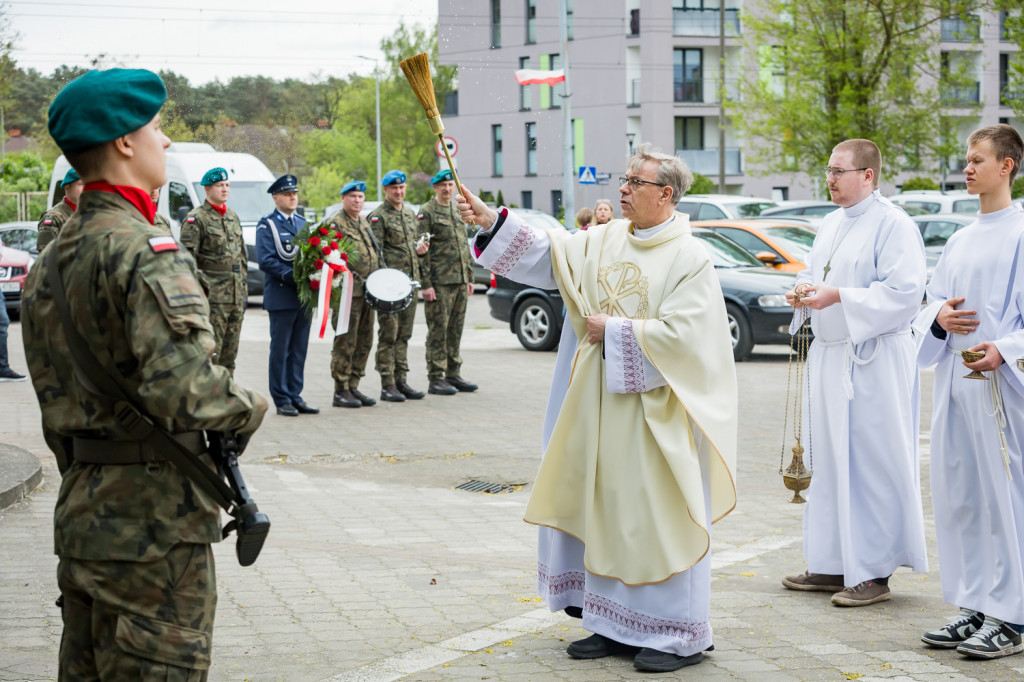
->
<box><xmin>619</xmin><ymin>176</ymin><xmax>664</xmax><ymax>190</ymax></box>
<box><xmin>824</xmin><ymin>167</ymin><xmax>868</xmax><ymax>179</ymax></box>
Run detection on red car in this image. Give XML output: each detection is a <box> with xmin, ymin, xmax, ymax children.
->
<box><xmin>0</xmin><ymin>244</ymin><xmax>31</xmax><ymax>318</ymax></box>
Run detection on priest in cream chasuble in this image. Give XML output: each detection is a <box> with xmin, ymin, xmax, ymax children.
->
<box><xmin>461</xmin><ymin>145</ymin><xmax>737</xmax><ymax>668</ymax></box>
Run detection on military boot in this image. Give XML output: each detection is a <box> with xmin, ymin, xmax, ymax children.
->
<box><xmin>396</xmin><ymin>380</ymin><xmax>425</xmax><ymax>400</ymax></box>
<box><xmin>380</xmin><ymin>385</ymin><xmax>406</xmax><ymax>402</ymax></box>
<box><xmin>333</xmin><ymin>390</ymin><xmax>361</xmax><ymax>408</ymax></box>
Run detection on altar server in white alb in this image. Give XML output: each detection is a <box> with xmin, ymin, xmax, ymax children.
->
<box><xmin>782</xmin><ymin>138</ymin><xmax>928</xmax><ymax>606</ymax></box>
<box><xmin>460</xmin><ymin>144</ymin><xmax>738</xmax><ymax>674</ymax></box>
<box><xmin>915</xmin><ymin>124</ymin><xmax>1024</xmax><ymax>659</ymax></box>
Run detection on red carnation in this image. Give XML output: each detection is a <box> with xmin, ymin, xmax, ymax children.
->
<box><xmin>322</xmin><ymin>246</ymin><xmax>331</xmax><ymax>255</ymax></box>
<box><xmin>319</xmin><ymin>227</ymin><xmax>329</xmax><ymax>235</ymax></box>
<box><xmin>330</xmin><ymin>241</ymin><xmax>339</xmax><ymax>251</ymax></box>
<box><xmin>308</xmin><ymin>236</ymin><xmax>321</xmax><ymax>247</ymax></box>
<box><xmin>310</xmin><ymin>280</ymin><xmax>320</xmax><ymax>290</ymax></box>
<box><xmin>314</xmin><ymin>258</ymin><xmax>324</xmax><ymax>269</ymax></box>
<box><xmin>341</xmin><ymin>253</ymin><xmax>348</xmax><ymax>262</ymax></box>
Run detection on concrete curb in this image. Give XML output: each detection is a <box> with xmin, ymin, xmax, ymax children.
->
<box><xmin>0</xmin><ymin>443</ymin><xmax>43</xmax><ymax>511</ymax></box>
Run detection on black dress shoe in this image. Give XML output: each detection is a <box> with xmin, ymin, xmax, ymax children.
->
<box><xmin>446</xmin><ymin>376</ymin><xmax>478</xmax><ymax>392</ymax></box>
<box><xmin>428</xmin><ymin>379</ymin><xmax>457</xmax><ymax>396</ymax></box>
<box><xmin>332</xmin><ymin>390</ymin><xmax>361</xmax><ymax>408</ymax></box>
<box><xmin>350</xmin><ymin>388</ymin><xmax>377</xmax><ymax>406</ymax></box>
<box><xmin>380</xmin><ymin>385</ymin><xmax>406</xmax><ymax>402</ymax></box>
<box><xmin>633</xmin><ymin>648</ymin><xmax>704</xmax><ymax>672</ymax></box>
<box><xmin>293</xmin><ymin>400</ymin><xmax>320</xmax><ymax>414</ymax></box>
<box><xmin>566</xmin><ymin>633</ymin><xmax>639</xmax><ymax>660</ymax></box>
<box><xmin>395</xmin><ymin>380</ymin><xmax>425</xmax><ymax>400</ymax></box>
<box><xmin>276</xmin><ymin>404</ymin><xmax>299</xmax><ymax>417</ymax></box>
<box><xmin>564</xmin><ymin>606</ymin><xmax>583</xmax><ymax>619</ymax></box>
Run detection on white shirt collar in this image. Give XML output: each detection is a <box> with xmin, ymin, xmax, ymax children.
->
<box><xmin>841</xmin><ymin>190</ymin><xmax>878</xmax><ymax>218</ymax></box>
<box><xmin>633</xmin><ymin>213</ymin><xmax>676</xmax><ymax>239</ymax></box>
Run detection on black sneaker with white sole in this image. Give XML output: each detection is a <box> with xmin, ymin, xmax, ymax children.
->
<box><xmin>0</xmin><ymin>367</ymin><xmax>26</xmax><ymax>382</ymax></box>
<box><xmin>922</xmin><ymin>608</ymin><xmax>984</xmax><ymax>648</ymax></box>
<box><xmin>957</xmin><ymin>617</ymin><xmax>1024</xmax><ymax>659</ymax></box>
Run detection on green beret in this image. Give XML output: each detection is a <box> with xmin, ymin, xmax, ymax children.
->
<box><xmin>60</xmin><ymin>168</ymin><xmax>80</xmax><ymax>186</ymax></box>
<box><xmin>48</xmin><ymin>69</ymin><xmax>168</xmax><ymax>153</ymax></box>
<box><xmin>201</xmin><ymin>167</ymin><xmax>228</xmax><ymax>186</ymax></box>
<box><xmin>431</xmin><ymin>169</ymin><xmax>453</xmax><ymax>185</ymax></box>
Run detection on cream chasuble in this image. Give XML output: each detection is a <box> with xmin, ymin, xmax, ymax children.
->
<box><xmin>518</xmin><ymin>212</ymin><xmax>738</xmax><ymax>586</ymax></box>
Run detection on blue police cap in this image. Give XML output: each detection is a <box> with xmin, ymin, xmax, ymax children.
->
<box><xmin>201</xmin><ymin>167</ymin><xmax>228</xmax><ymax>186</ymax></box>
<box><xmin>381</xmin><ymin>170</ymin><xmax>407</xmax><ymax>186</ymax></box>
<box><xmin>267</xmin><ymin>174</ymin><xmax>298</xmax><ymax>194</ymax></box>
<box><xmin>431</xmin><ymin>169</ymin><xmax>454</xmax><ymax>185</ymax></box>
<box><xmin>340</xmin><ymin>181</ymin><xmax>367</xmax><ymax>195</ymax></box>
<box><xmin>61</xmin><ymin>168</ymin><xmax>80</xmax><ymax>187</ymax></box>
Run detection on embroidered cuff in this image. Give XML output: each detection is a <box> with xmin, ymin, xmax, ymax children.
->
<box><xmin>475</xmin><ymin>209</ymin><xmax>537</xmax><ymax>276</ymax></box>
<box><xmin>605</xmin><ymin>318</ymin><xmax>666</xmax><ymax>394</ymax></box>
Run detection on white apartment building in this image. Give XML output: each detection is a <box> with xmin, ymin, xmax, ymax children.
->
<box><xmin>438</xmin><ymin>1</ymin><xmax>1020</xmax><ymax>216</ymax></box>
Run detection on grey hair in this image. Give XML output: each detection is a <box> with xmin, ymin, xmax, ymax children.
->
<box><xmin>625</xmin><ymin>143</ymin><xmax>693</xmax><ymax>202</ymax></box>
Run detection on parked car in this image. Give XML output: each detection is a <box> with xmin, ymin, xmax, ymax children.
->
<box><xmin>889</xmin><ymin>191</ymin><xmax>979</xmax><ymax>215</ymax></box>
<box><xmin>912</xmin><ymin>214</ymin><xmax>974</xmax><ymax>280</ymax></box>
<box><xmin>471</xmin><ymin>208</ymin><xmax>567</xmax><ymax>288</ymax></box>
<box><xmin>0</xmin><ymin>244</ymin><xmax>32</xmax><ymax>318</ymax></box>
<box><xmin>759</xmin><ymin>201</ymin><xmax>837</xmax><ymax>220</ymax></box>
<box><xmin>0</xmin><ymin>221</ymin><xmax>39</xmax><ymax>256</ymax></box>
<box><xmin>487</xmin><ymin>226</ymin><xmax>799</xmax><ymax>360</ymax></box>
<box><xmin>676</xmin><ymin>195</ymin><xmax>778</xmax><ymax>220</ymax></box>
<box><xmin>693</xmin><ymin>219</ymin><xmax>815</xmax><ymax>273</ymax></box>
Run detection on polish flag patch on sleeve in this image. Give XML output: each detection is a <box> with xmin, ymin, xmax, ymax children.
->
<box><xmin>417</xmin><ymin>214</ymin><xmax>425</xmax><ymax>220</ymax></box>
<box><xmin>43</xmin><ymin>219</ymin><xmax>53</xmax><ymax>226</ymax></box>
<box><xmin>186</xmin><ymin>216</ymin><xmax>196</xmax><ymax>223</ymax></box>
<box><xmin>370</xmin><ymin>216</ymin><xmax>379</xmax><ymax>223</ymax></box>
<box><xmin>148</xmin><ymin>236</ymin><xmax>179</xmax><ymax>253</ymax></box>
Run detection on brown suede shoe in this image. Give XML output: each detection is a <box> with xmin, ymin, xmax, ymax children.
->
<box><xmin>781</xmin><ymin>571</ymin><xmax>845</xmax><ymax>592</ymax></box>
<box><xmin>831</xmin><ymin>580</ymin><xmax>891</xmax><ymax>606</ymax></box>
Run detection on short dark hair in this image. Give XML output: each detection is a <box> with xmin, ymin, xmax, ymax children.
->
<box><xmin>967</xmin><ymin>124</ymin><xmax>1024</xmax><ymax>186</ymax></box>
<box><xmin>63</xmin><ymin>143</ymin><xmax>107</xmax><ymax>181</ymax></box>
<box><xmin>833</xmin><ymin>139</ymin><xmax>881</xmax><ymax>189</ymax></box>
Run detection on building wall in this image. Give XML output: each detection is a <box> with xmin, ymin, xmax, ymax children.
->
<box><xmin>439</xmin><ymin>1</ymin><xmax>1021</xmax><ymax>216</ymax></box>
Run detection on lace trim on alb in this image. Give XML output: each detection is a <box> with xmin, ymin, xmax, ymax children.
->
<box><xmin>586</xmin><ymin>593</ymin><xmax>711</xmax><ymax>644</ymax></box>
<box><xmin>491</xmin><ymin>222</ymin><xmax>536</xmax><ymax>276</ymax></box>
<box><xmin>621</xmin><ymin>320</ymin><xmax>645</xmax><ymax>393</ymax></box>
<box><xmin>538</xmin><ymin>562</ymin><xmax>585</xmax><ymax>597</ymax></box>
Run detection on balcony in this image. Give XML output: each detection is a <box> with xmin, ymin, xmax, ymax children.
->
<box><xmin>941</xmin><ymin>82</ymin><xmax>980</xmax><ymax>106</ymax></box>
<box><xmin>673</xmin><ymin>78</ymin><xmax>739</xmax><ymax>105</ymax></box>
<box><xmin>940</xmin><ymin>16</ymin><xmax>980</xmax><ymax>42</ymax></box>
<box><xmin>674</xmin><ymin>79</ymin><xmax>703</xmax><ymax>103</ymax></box>
<box><xmin>676</xmin><ymin>148</ymin><xmax>743</xmax><ymax>175</ymax></box>
<box><xmin>673</xmin><ymin>8</ymin><xmax>740</xmax><ymax>37</ymax></box>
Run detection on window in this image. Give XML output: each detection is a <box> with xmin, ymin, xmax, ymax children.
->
<box><xmin>519</xmin><ymin>57</ymin><xmax>531</xmax><ymax>110</ymax></box>
<box><xmin>521</xmin><ymin>191</ymin><xmax>533</xmax><ymax>209</ymax></box>
<box><xmin>491</xmin><ymin>0</ymin><xmax>501</xmax><ymax>47</ymax></box>
<box><xmin>492</xmin><ymin>125</ymin><xmax>503</xmax><ymax>177</ymax></box>
<box><xmin>674</xmin><ymin>48</ymin><xmax>703</xmax><ymax>102</ymax></box>
<box><xmin>526</xmin><ymin>0</ymin><xmax>537</xmax><ymax>44</ymax></box>
<box><xmin>526</xmin><ymin>122</ymin><xmax>538</xmax><ymax>175</ymax></box>
<box><xmin>717</xmin><ymin>228</ymin><xmax>776</xmax><ymax>258</ymax></box>
<box><xmin>168</xmin><ymin>182</ymin><xmax>194</xmax><ymax>224</ymax></box>
<box><xmin>675</xmin><ymin>117</ymin><xmax>703</xmax><ymax>150</ymax></box>
<box><xmin>551</xmin><ymin>189</ymin><xmax>563</xmax><ymax>218</ymax></box>
<box><xmin>545</xmin><ymin>53</ymin><xmax>562</xmax><ymax>109</ymax></box>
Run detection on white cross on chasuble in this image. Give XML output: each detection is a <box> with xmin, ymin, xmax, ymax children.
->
<box><xmin>598</xmin><ymin>262</ymin><xmax>649</xmax><ymax>318</ymax></box>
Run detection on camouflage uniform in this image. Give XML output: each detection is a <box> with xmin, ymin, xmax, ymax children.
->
<box><xmin>179</xmin><ymin>201</ymin><xmax>248</xmax><ymax>374</ymax></box>
<box><xmin>368</xmin><ymin>201</ymin><xmax>422</xmax><ymax>387</ymax></box>
<box><xmin>36</xmin><ymin>199</ymin><xmax>75</xmax><ymax>251</ymax></box>
<box><xmin>328</xmin><ymin>210</ymin><xmax>381</xmax><ymax>391</ymax></box>
<box><xmin>154</xmin><ymin>212</ymin><xmax>172</xmax><ymax>234</ymax></box>
<box><xmin>417</xmin><ymin>197</ymin><xmax>474</xmax><ymax>382</ymax></box>
<box><xmin>22</xmin><ymin>190</ymin><xmax>266</xmax><ymax>680</ymax></box>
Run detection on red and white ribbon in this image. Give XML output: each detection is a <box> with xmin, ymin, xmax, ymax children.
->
<box><xmin>313</xmin><ymin>261</ymin><xmax>353</xmax><ymax>339</ymax></box>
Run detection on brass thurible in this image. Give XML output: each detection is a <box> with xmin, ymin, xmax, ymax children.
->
<box><xmin>780</xmin><ymin>308</ymin><xmax>813</xmax><ymax>503</ymax></box>
<box><xmin>783</xmin><ymin>443</ymin><xmax>812</xmax><ymax>504</ymax></box>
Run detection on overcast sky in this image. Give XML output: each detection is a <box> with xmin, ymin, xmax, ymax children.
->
<box><xmin>8</xmin><ymin>0</ymin><xmax>442</xmax><ymax>84</ymax></box>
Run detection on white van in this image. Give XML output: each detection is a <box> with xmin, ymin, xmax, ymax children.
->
<box><xmin>48</xmin><ymin>142</ymin><xmax>278</xmax><ymax>296</ymax></box>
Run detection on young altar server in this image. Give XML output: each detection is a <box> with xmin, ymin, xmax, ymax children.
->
<box><xmin>915</xmin><ymin>124</ymin><xmax>1024</xmax><ymax>659</ymax></box>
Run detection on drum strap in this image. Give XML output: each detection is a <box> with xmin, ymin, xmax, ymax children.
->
<box><xmin>363</xmin><ymin>221</ymin><xmax>387</xmax><ymax>269</ymax></box>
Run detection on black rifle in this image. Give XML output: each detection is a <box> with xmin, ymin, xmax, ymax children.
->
<box><xmin>208</xmin><ymin>431</ymin><xmax>270</xmax><ymax>566</ymax></box>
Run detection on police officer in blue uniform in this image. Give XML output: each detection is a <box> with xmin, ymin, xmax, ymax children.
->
<box><xmin>255</xmin><ymin>174</ymin><xmax>319</xmax><ymax>417</ymax></box>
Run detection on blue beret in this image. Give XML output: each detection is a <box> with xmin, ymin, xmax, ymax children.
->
<box><xmin>431</xmin><ymin>169</ymin><xmax>454</xmax><ymax>185</ymax></box>
<box><xmin>381</xmin><ymin>170</ymin><xmax>407</xmax><ymax>186</ymax></box>
<box><xmin>267</xmin><ymin>174</ymin><xmax>298</xmax><ymax>194</ymax></box>
<box><xmin>48</xmin><ymin>69</ymin><xmax>167</xmax><ymax>153</ymax></box>
<box><xmin>340</xmin><ymin>181</ymin><xmax>367</xmax><ymax>195</ymax></box>
<box><xmin>201</xmin><ymin>167</ymin><xmax>228</xmax><ymax>186</ymax></box>
<box><xmin>60</xmin><ymin>168</ymin><xmax>80</xmax><ymax>187</ymax></box>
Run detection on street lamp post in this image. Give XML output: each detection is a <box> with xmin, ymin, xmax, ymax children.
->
<box><xmin>357</xmin><ymin>55</ymin><xmax>382</xmax><ymax>202</ymax></box>
<box><xmin>626</xmin><ymin>132</ymin><xmax>635</xmax><ymax>156</ymax></box>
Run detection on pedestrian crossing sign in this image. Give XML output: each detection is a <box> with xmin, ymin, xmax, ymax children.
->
<box><xmin>578</xmin><ymin>166</ymin><xmax>597</xmax><ymax>185</ymax></box>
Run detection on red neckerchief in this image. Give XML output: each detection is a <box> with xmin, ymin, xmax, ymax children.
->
<box><xmin>82</xmin><ymin>181</ymin><xmax>156</xmax><ymax>225</ymax></box>
<box><xmin>63</xmin><ymin>197</ymin><xmax>77</xmax><ymax>211</ymax></box>
<box><xmin>206</xmin><ymin>200</ymin><xmax>227</xmax><ymax>217</ymax></box>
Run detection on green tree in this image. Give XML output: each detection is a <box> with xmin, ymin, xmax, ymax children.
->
<box><xmin>901</xmin><ymin>176</ymin><xmax>940</xmax><ymax>191</ymax></box>
<box><xmin>730</xmin><ymin>0</ymin><xmax>979</xmax><ymax>177</ymax></box>
<box><xmin>1013</xmin><ymin>176</ymin><xmax>1024</xmax><ymax>199</ymax></box>
<box><xmin>687</xmin><ymin>172</ymin><xmax>716</xmax><ymax>195</ymax></box>
<box><xmin>998</xmin><ymin>2</ymin><xmax>1024</xmax><ymax>117</ymax></box>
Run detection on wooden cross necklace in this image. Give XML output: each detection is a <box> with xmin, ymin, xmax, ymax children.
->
<box><xmin>822</xmin><ymin>215</ymin><xmax>862</xmax><ymax>281</ymax></box>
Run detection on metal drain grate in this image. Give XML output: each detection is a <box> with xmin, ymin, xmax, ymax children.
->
<box><xmin>455</xmin><ymin>479</ymin><xmax>523</xmax><ymax>495</ymax></box>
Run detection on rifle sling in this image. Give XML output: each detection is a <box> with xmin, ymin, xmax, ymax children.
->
<box><xmin>44</xmin><ymin>245</ymin><xmax>237</xmax><ymax>513</ymax></box>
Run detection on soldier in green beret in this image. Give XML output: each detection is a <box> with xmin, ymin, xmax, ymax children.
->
<box><xmin>180</xmin><ymin>167</ymin><xmax>248</xmax><ymax>375</ymax></box>
<box><xmin>418</xmin><ymin>169</ymin><xmax>478</xmax><ymax>395</ymax></box>
<box><xmin>36</xmin><ymin>168</ymin><xmax>84</xmax><ymax>250</ymax></box>
<box><xmin>21</xmin><ymin>68</ymin><xmax>267</xmax><ymax>680</ymax></box>
<box><xmin>150</xmin><ymin>187</ymin><xmax>172</xmax><ymax>234</ymax></box>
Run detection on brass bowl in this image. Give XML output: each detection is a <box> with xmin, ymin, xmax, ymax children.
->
<box><xmin>783</xmin><ymin>445</ymin><xmax>812</xmax><ymax>504</ymax></box>
<box><xmin>960</xmin><ymin>350</ymin><xmax>988</xmax><ymax>381</ymax></box>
